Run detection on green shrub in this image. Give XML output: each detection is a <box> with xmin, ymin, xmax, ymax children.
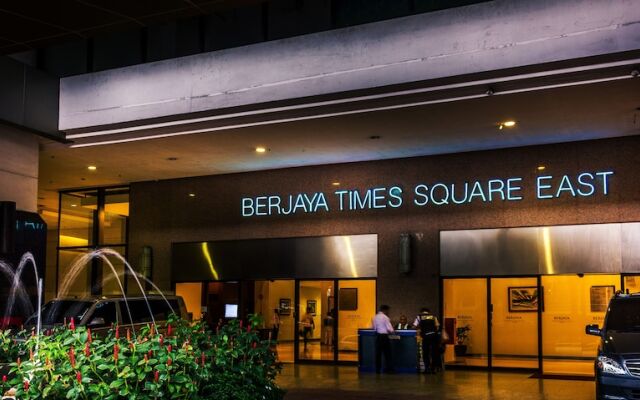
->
<box><xmin>1</xmin><ymin>315</ymin><xmax>283</xmax><ymax>400</ymax></box>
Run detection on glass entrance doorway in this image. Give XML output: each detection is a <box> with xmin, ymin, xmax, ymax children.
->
<box><xmin>444</xmin><ymin>274</ymin><xmax>621</xmax><ymax>375</ymax></box>
<box><xmin>490</xmin><ymin>277</ymin><xmax>539</xmax><ymax>369</ymax></box>
<box><xmin>541</xmin><ymin>274</ymin><xmax>619</xmax><ymax>376</ymax></box>
<box><xmin>296</xmin><ymin>279</ymin><xmax>376</xmax><ymax>363</ymax></box>
<box><xmin>176</xmin><ymin>278</ymin><xmax>376</xmax><ymax>364</ymax></box>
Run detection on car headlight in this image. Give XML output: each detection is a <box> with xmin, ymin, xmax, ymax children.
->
<box><xmin>597</xmin><ymin>356</ymin><xmax>627</xmax><ymax>375</ymax></box>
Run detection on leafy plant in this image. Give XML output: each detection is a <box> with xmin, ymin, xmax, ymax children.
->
<box><xmin>1</xmin><ymin>315</ymin><xmax>283</xmax><ymax>400</ymax></box>
<box><xmin>455</xmin><ymin>325</ymin><xmax>471</xmax><ymax>345</ymax></box>
<box><xmin>0</xmin><ymin>329</ymin><xmax>24</xmax><ymax>364</ymax></box>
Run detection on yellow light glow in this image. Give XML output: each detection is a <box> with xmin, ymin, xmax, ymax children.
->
<box><xmin>343</xmin><ymin>236</ymin><xmax>358</xmax><ymax>278</ymax></box>
<box><xmin>87</xmin><ymin>165</ymin><xmax>97</xmax><ymax>171</ymax></box>
<box><xmin>189</xmin><ymin>193</ymin><xmax>196</xmax><ymax>197</ymax></box>
<box><xmin>542</xmin><ymin>227</ymin><xmax>555</xmax><ymax>274</ymax></box>
<box><xmin>502</xmin><ymin>120</ymin><xmax>516</xmax><ymax>127</ymax></box>
<box><xmin>537</xmin><ymin>165</ymin><xmax>546</xmax><ymax>171</ymax></box>
<box><xmin>332</xmin><ymin>182</ymin><xmax>340</xmax><ymax>186</ymax></box>
<box><xmin>201</xmin><ymin>242</ymin><xmax>219</xmax><ymax>280</ymax></box>
<box><xmin>255</xmin><ymin>147</ymin><xmax>267</xmax><ymax>153</ymax></box>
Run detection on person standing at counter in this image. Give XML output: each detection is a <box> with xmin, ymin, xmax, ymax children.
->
<box><xmin>372</xmin><ymin>304</ymin><xmax>395</xmax><ymax>373</ymax></box>
<box><xmin>414</xmin><ymin>307</ymin><xmax>440</xmax><ymax>374</ymax></box>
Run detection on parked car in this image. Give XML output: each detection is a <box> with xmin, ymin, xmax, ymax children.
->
<box><xmin>23</xmin><ymin>295</ymin><xmax>189</xmax><ymax>336</ymax></box>
<box><xmin>586</xmin><ymin>292</ymin><xmax>640</xmax><ymax>400</ymax></box>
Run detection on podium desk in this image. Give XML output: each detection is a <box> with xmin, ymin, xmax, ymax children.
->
<box><xmin>358</xmin><ymin>329</ymin><xmax>417</xmax><ymax>373</ymax></box>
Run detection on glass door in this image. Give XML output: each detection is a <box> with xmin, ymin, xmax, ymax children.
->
<box><xmin>253</xmin><ymin>280</ymin><xmax>295</xmax><ymax>363</ymax></box>
<box><xmin>297</xmin><ymin>280</ymin><xmax>336</xmax><ymax>361</ymax></box>
<box><xmin>337</xmin><ymin>280</ymin><xmax>376</xmax><ymax>362</ymax></box>
<box><xmin>443</xmin><ymin>278</ymin><xmax>489</xmax><ymax>367</ymax></box>
<box><xmin>541</xmin><ymin>274</ymin><xmax>620</xmax><ymax>376</ymax></box>
<box><xmin>490</xmin><ymin>277</ymin><xmax>539</xmax><ymax>369</ymax></box>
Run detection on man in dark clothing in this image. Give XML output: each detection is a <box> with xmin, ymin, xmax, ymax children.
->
<box><xmin>413</xmin><ymin>307</ymin><xmax>441</xmax><ymax>374</ymax></box>
<box><xmin>372</xmin><ymin>304</ymin><xmax>395</xmax><ymax>373</ymax></box>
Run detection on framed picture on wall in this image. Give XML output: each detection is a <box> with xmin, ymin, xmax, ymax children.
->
<box><xmin>306</xmin><ymin>300</ymin><xmax>317</xmax><ymax>316</ymax></box>
<box><xmin>339</xmin><ymin>288</ymin><xmax>358</xmax><ymax>311</ymax></box>
<box><xmin>508</xmin><ymin>286</ymin><xmax>539</xmax><ymax>312</ymax></box>
<box><xmin>279</xmin><ymin>298</ymin><xmax>291</xmax><ymax>315</ymax></box>
<box><xmin>590</xmin><ymin>285</ymin><xmax>615</xmax><ymax>312</ymax></box>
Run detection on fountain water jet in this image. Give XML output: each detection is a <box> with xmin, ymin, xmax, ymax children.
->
<box><xmin>0</xmin><ymin>260</ymin><xmax>32</xmax><ymax>325</ymax></box>
<box><xmin>5</xmin><ymin>252</ymin><xmax>42</xmax><ymax>324</ymax></box>
<box><xmin>57</xmin><ymin>248</ymin><xmax>160</xmax><ymax>328</ymax></box>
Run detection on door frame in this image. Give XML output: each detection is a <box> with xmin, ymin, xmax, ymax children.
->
<box><xmin>441</xmin><ymin>275</ymin><xmax>541</xmax><ymax>372</ymax></box>
<box><xmin>294</xmin><ymin>277</ymin><xmax>377</xmax><ymax>365</ymax></box>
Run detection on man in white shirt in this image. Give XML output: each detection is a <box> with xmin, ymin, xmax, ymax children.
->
<box><xmin>371</xmin><ymin>304</ymin><xmax>395</xmax><ymax>373</ymax></box>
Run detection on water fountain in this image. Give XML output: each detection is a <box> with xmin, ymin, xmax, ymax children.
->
<box><xmin>0</xmin><ymin>249</ymin><xmax>283</xmax><ymax>400</ymax></box>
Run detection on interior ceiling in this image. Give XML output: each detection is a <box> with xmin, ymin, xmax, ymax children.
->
<box><xmin>38</xmin><ymin>77</ymin><xmax>640</xmax><ymax>220</ymax></box>
<box><xmin>0</xmin><ymin>0</ymin><xmax>263</xmax><ymax>54</ymax></box>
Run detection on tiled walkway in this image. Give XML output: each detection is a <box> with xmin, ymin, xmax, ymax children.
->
<box><xmin>278</xmin><ymin>365</ymin><xmax>595</xmax><ymax>400</ymax></box>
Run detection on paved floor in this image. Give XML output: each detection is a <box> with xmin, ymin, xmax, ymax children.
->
<box><xmin>277</xmin><ymin>365</ymin><xmax>595</xmax><ymax>400</ymax></box>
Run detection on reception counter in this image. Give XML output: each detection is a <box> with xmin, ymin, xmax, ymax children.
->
<box><xmin>358</xmin><ymin>329</ymin><xmax>418</xmax><ymax>373</ymax></box>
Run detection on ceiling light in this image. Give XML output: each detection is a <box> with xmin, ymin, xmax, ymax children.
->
<box><xmin>537</xmin><ymin>165</ymin><xmax>546</xmax><ymax>171</ymax></box>
<box><xmin>70</xmin><ymin>204</ymin><xmax>77</xmax><ymax>207</ymax></box>
<box><xmin>369</xmin><ymin>135</ymin><xmax>381</xmax><ymax>140</ymax></box>
<box><xmin>332</xmin><ymin>182</ymin><xmax>340</xmax><ymax>186</ymax></box>
<box><xmin>498</xmin><ymin>120</ymin><xmax>517</xmax><ymax>130</ymax></box>
<box><xmin>87</xmin><ymin>165</ymin><xmax>97</xmax><ymax>171</ymax></box>
<box><xmin>189</xmin><ymin>193</ymin><xmax>196</xmax><ymax>197</ymax></box>
<box><xmin>255</xmin><ymin>147</ymin><xmax>267</xmax><ymax>153</ymax></box>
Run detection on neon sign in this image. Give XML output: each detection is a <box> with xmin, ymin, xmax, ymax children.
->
<box><xmin>241</xmin><ymin>171</ymin><xmax>614</xmax><ymax>217</ymax></box>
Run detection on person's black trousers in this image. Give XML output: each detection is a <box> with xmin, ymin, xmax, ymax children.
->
<box><xmin>421</xmin><ymin>334</ymin><xmax>441</xmax><ymax>372</ymax></box>
<box><xmin>375</xmin><ymin>333</ymin><xmax>393</xmax><ymax>373</ymax></box>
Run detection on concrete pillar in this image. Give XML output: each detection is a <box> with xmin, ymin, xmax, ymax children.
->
<box><xmin>0</xmin><ymin>125</ymin><xmax>39</xmax><ymax>213</ymax></box>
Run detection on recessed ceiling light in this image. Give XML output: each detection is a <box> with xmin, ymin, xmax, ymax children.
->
<box><xmin>369</xmin><ymin>135</ymin><xmax>381</xmax><ymax>140</ymax></box>
<box><xmin>87</xmin><ymin>165</ymin><xmax>97</xmax><ymax>171</ymax></box>
<box><xmin>332</xmin><ymin>182</ymin><xmax>340</xmax><ymax>186</ymax></box>
<box><xmin>70</xmin><ymin>204</ymin><xmax>77</xmax><ymax>207</ymax></box>
<box><xmin>189</xmin><ymin>193</ymin><xmax>196</xmax><ymax>197</ymax></box>
<box><xmin>498</xmin><ymin>120</ymin><xmax>517</xmax><ymax>130</ymax></box>
<box><xmin>537</xmin><ymin>165</ymin><xmax>546</xmax><ymax>171</ymax></box>
<box><xmin>166</xmin><ymin>157</ymin><xmax>178</xmax><ymax>161</ymax></box>
<box><xmin>255</xmin><ymin>147</ymin><xmax>267</xmax><ymax>153</ymax></box>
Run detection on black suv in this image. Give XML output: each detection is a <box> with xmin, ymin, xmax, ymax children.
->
<box><xmin>586</xmin><ymin>293</ymin><xmax>640</xmax><ymax>400</ymax></box>
<box><xmin>23</xmin><ymin>295</ymin><xmax>189</xmax><ymax>335</ymax></box>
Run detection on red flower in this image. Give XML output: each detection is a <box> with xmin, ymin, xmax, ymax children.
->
<box><xmin>114</xmin><ymin>344</ymin><xmax>120</xmax><ymax>363</ymax></box>
<box><xmin>2</xmin><ymin>375</ymin><xmax>7</xmax><ymax>383</ymax></box>
<box><xmin>144</xmin><ymin>354</ymin><xmax>149</xmax><ymax>363</ymax></box>
<box><xmin>167</xmin><ymin>324</ymin><xmax>172</xmax><ymax>336</ymax></box>
<box><xmin>148</xmin><ymin>350</ymin><xmax>154</xmax><ymax>358</ymax></box>
<box><xmin>159</xmin><ymin>335</ymin><xmax>164</xmax><ymax>346</ymax></box>
<box><xmin>76</xmin><ymin>371</ymin><xmax>82</xmax><ymax>384</ymax></box>
<box><xmin>23</xmin><ymin>380</ymin><xmax>29</xmax><ymax>391</ymax></box>
<box><xmin>115</xmin><ymin>325</ymin><xmax>120</xmax><ymax>339</ymax></box>
<box><xmin>239</xmin><ymin>320</ymin><xmax>243</xmax><ymax>329</ymax></box>
<box><xmin>70</xmin><ymin>317</ymin><xmax>76</xmax><ymax>331</ymax></box>
<box><xmin>126</xmin><ymin>328</ymin><xmax>131</xmax><ymax>342</ymax></box>
<box><xmin>252</xmin><ymin>341</ymin><xmax>257</xmax><ymax>349</ymax></box>
<box><xmin>86</xmin><ymin>328</ymin><xmax>92</xmax><ymax>343</ymax></box>
<box><xmin>154</xmin><ymin>369</ymin><xmax>159</xmax><ymax>383</ymax></box>
<box><xmin>69</xmin><ymin>347</ymin><xmax>76</xmax><ymax>368</ymax></box>
<box><xmin>247</xmin><ymin>325</ymin><xmax>252</xmax><ymax>333</ymax></box>
<box><xmin>167</xmin><ymin>357</ymin><xmax>172</xmax><ymax>366</ymax></box>
<box><xmin>167</xmin><ymin>344</ymin><xmax>172</xmax><ymax>353</ymax></box>
<box><xmin>84</xmin><ymin>342</ymin><xmax>90</xmax><ymax>357</ymax></box>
